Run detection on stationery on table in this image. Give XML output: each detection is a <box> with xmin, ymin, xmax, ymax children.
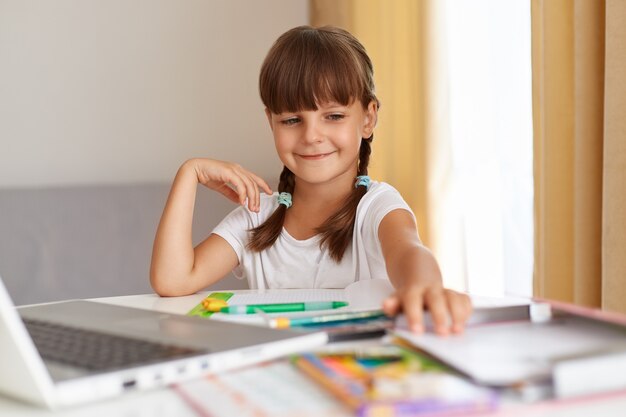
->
<box><xmin>186</xmin><ymin>288</ymin><xmax>393</xmax><ymax>341</ymax></box>
<box><xmin>188</xmin><ymin>292</ymin><xmax>350</xmax><ymax>319</ymax></box>
<box><xmin>291</xmin><ymin>344</ymin><xmax>497</xmax><ymax>417</ymax></box>
<box><xmin>257</xmin><ymin>309</ymin><xmax>394</xmax><ymax>342</ymax></box>
<box><xmin>187</xmin><ymin>279</ymin><xmax>396</xmax><ymax>321</ymax></box>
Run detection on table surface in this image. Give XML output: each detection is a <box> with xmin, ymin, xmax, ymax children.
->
<box><xmin>2</xmin><ymin>291</ymin><xmax>626</xmax><ymax>417</ymax></box>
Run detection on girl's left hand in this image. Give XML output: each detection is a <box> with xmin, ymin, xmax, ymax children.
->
<box><xmin>382</xmin><ymin>283</ymin><xmax>473</xmax><ymax>335</ymax></box>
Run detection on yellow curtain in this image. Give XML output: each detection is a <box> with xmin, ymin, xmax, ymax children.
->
<box><xmin>532</xmin><ymin>0</ymin><xmax>626</xmax><ymax>313</ymax></box>
<box><xmin>310</xmin><ymin>0</ymin><xmax>453</xmax><ymax>274</ymax></box>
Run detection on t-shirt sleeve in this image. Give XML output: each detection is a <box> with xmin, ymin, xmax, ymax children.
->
<box><xmin>211</xmin><ymin>193</ymin><xmax>278</xmax><ymax>282</ymax></box>
<box><xmin>211</xmin><ymin>205</ymin><xmax>255</xmax><ymax>263</ymax></box>
<box><xmin>360</xmin><ymin>185</ymin><xmax>418</xmax><ymax>249</ymax></box>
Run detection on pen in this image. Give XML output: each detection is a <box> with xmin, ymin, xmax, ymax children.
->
<box><xmin>270</xmin><ymin>310</ymin><xmax>387</xmax><ymax>328</ymax></box>
<box><xmin>219</xmin><ymin>301</ymin><xmax>348</xmax><ymax>314</ymax></box>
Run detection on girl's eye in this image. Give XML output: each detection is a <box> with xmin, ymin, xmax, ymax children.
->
<box><xmin>281</xmin><ymin>118</ymin><xmax>300</xmax><ymax>126</ymax></box>
<box><xmin>327</xmin><ymin>114</ymin><xmax>345</xmax><ymax>121</ymax></box>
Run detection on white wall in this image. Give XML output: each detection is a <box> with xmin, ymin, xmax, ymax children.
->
<box><xmin>0</xmin><ymin>0</ymin><xmax>308</xmax><ymax>187</ymax></box>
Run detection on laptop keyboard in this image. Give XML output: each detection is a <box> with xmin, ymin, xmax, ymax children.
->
<box><xmin>23</xmin><ymin>318</ymin><xmax>205</xmax><ymax>372</ymax></box>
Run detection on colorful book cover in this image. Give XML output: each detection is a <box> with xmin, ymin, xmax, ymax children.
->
<box><xmin>292</xmin><ymin>345</ymin><xmax>498</xmax><ymax>417</ymax></box>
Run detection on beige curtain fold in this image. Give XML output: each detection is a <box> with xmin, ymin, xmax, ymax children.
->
<box><xmin>602</xmin><ymin>0</ymin><xmax>626</xmax><ymax>313</ymax></box>
<box><xmin>532</xmin><ymin>0</ymin><xmax>626</xmax><ymax>313</ymax></box>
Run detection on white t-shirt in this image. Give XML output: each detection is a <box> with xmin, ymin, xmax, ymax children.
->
<box><xmin>212</xmin><ymin>181</ymin><xmax>416</xmax><ymax>289</ymax></box>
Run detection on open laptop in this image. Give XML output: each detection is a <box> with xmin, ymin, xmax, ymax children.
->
<box><xmin>0</xmin><ymin>275</ymin><xmax>328</xmax><ymax>408</ymax></box>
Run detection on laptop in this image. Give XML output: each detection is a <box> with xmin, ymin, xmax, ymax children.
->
<box><xmin>0</xmin><ymin>275</ymin><xmax>328</xmax><ymax>408</ymax></box>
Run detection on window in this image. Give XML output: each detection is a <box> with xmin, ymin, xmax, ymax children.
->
<box><xmin>440</xmin><ymin>0</ymin><xmax>533</xmax><ymax>297</ymax></box>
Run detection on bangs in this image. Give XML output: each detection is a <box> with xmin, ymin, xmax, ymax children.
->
<box><xmin>260</xmin><ymin>27</ymin><xmax>370</xmax><ymax>114</ymax></box>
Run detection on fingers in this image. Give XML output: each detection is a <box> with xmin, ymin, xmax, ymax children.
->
<box><xmin>402</xmin><ymin>287</ymin><xmax>425</xmax><ymax>334</ymax></box>
<box><xmin>249</xmin><ymin>172</ymin><xmax>273</xmax><ymax>196</ymax></box>
<box><xmin>195</xmin><ymin>160</ymin><xmax>272</xmax><ymax>213</ymax></box>
<box><xmin>424</xmin><ymin>288</ymin><xmax>450</xmax><ymax>336</ymax></box>
<box><xmin>229</xmin><ymin>166</ymin><xmax>272</xmax><ymax>212</ymax></box>
<box><xmin>447</xmin><ymin>290</ymin><xmax>473</xmax><ymax>334</ymax></box>
<box><xmin>239</xmin><ymin>173</ymin><xmax>259</xmax><ymax>211</ymax></box>
<box><xmin>382</xmin><ymin>295</ymin><xmax>401</xmax><ymax>316</ymax></box>
<box><xmin>393</xmin><ymin>286</ymin><xmax>473</xmax><ymax>337</ymax></box>
<box><xmin>424</xmin><ymin>289</ymin><xmax>473</xmax><ymax>335</ymax></box>
<box><xmin>215</xmin><ymin>183</ymin><xmax>242</xmax><ymax>205</ymax></box>
<box><xmin>221</xmin><ymin>173</ymin><xmax>249</xmax><ymax>207</ymax></box>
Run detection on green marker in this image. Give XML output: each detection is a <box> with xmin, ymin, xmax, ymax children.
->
<box><xmin>220</xmin><ymin>301</ymin><xmax>348</xmax><ymax>314</ymax></box>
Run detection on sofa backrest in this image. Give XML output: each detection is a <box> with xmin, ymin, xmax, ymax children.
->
<box><xmin>0</xmin><ymin>184</ymin><xmax>247</xmax><ymax>305</ymax></box>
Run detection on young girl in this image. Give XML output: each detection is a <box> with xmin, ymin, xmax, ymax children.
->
<box><xmin>150</xmin><ymin>26</ymin><xmax>471</xmax><ymax>335</ymax></box>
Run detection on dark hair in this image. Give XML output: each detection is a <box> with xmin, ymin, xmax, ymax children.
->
<box><xmin>248</xmin><ymin>26</ymin><xmax>379</xmax><ymax>262</ymax></box>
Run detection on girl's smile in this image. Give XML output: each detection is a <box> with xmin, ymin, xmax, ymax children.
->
<box><xmin>296</xmin><ymin>151</ymin><xmax>336</xmax><ymax>160</ymax></box>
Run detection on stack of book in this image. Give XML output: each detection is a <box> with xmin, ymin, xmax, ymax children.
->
<box><xmin>291</xmin><ymin>345</ymin><xmax>497</xmax><ymax>417</ymax></box>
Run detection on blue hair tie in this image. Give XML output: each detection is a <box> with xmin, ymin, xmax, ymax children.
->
<box><xmin>355</xmin><ymin>175</ymin><xmax>371</xmax><ymax>190</ymax></box>
<box><xmin>277</xmin><ymin>192</ymin><xmax>292</xmax><ymax>208</ymax></box>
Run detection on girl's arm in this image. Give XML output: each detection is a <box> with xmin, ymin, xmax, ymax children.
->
<box><xmin>378</xmin><ymin>209</ymin><xmax>472</xmax><ymax>335</ymax></box>
<box><xmin>150</xmin><ymin>158</ymin><xmax>272</xmax><ymax>296</ymax></box>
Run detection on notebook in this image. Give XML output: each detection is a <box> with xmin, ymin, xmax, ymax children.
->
<box><xmin>394</xmin><ymin>302</ymin><xmax>626</xmax><ymax>394</ymax></box>
<box><xmin>0</xmin><ymin>275</ymin><xmax>327</xmax><ymax>408</ymax></box>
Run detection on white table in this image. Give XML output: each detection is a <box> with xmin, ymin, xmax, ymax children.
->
<box><xmin>2</xmin><ymin>292</ymin><xmax>626</xmax><ymax>416</ymax></box>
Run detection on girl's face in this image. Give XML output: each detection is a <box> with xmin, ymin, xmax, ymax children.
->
<box><xmin>266</xmin><ymin>100</ymin><xmax>377</xmax><ymax>189</ymax></box>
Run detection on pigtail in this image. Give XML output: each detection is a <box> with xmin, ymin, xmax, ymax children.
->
<box><xmin>317</xmin><ymin>137</ymin><xmax>372</xmax><ymax>262</ymax></box>
<box><xmin>247</xmin><ymin>166</ymin><xmax>295</xmax><ymax>251</ymax></box>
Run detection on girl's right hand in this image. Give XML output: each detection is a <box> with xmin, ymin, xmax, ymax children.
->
<box><xmin>185</xmin><ymin>158</ymin><xmax>273</xmax><ymax>212</ymax></box>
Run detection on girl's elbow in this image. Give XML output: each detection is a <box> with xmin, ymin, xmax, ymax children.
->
<box><xmin>150</xmin><ymin>273</ymin><xmax>187</xmax><ymax>297</ymax></box>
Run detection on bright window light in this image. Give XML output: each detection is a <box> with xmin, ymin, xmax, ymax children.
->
<box><xmin>441</xmin><ymin>0</ymin><xmax>533</xmax><ymax>297</ymax></box>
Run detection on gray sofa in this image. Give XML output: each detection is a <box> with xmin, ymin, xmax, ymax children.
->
<box><xmin>0</xmin><ymin>184</ymin><xmax>247</xmax><ymax>306</ymax></box>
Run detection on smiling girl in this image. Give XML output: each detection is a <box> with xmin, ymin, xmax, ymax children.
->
<box><xmin>150</xmin><ymin>26</ymin><xmax>472</xmax><ymax>335</ymax></box>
